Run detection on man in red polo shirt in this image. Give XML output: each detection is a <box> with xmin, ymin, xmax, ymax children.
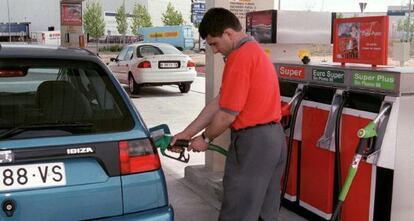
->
<box><xmin>172</xmin><ymin>8</ymin><xmax>286</xmax><ymax>221</ymax></box>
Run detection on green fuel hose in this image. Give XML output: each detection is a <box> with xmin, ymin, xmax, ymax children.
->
<box><xmin>206</xmin><ymin>143</ymin><xmax>228</xmax><ymax>156</ymax></box>
<box><xmin>330</xmin><ymin>103</ymin><xmax>391</xmax><ymax>221</ymax></box>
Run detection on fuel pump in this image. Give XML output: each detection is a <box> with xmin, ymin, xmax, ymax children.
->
<box><xmin>330</xmin><ymin>103</ymin><xmax>392</xmax><ymax>221</ymax></box>
<box><xmin>280</xmin><ymin>88</ymin><xmax>304</xmax><ymax>205</ymax></box>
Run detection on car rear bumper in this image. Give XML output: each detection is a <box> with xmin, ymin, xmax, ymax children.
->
<box><xmin>98</xmin><ymin>205</ymin><xmax>174</xmax><ymax>221</ymax></box>
<box><xmin>133</xmin><ymin>69</ymin><xmax>196</xmax><ymax>84</ymax></box>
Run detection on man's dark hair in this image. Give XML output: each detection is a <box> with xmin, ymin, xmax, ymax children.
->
<box><xmin>199</xmin><ymin>8</ymin><xmax>242</xmax><ymax>39</ymax></box>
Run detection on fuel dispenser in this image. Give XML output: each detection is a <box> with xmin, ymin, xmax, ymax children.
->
<box><xmin>331</xmin><ymin>103</ymin><xmax>392</xmax><ymax>221</ymax></box>
<box><xmin>275</xmin><ymin>62</ymin><xmax>413</xmax><ymax>221</ymax></box>
<box><xmin>278</xmin><ymin>65</ymin><xmax>307</xmax><ymax>203</ymax></box>
<box><xmin>300</xmin><ymin>86</ymin><xmax>340</xmax><ymax>219</ymax></box>
<box><xmin>280</xmin><ymin>86</ymin><xmax>303</xmax><ymax>205</ymax></box>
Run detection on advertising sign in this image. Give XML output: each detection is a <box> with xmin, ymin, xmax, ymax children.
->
<box><xmin>352</xmin><ymin>71</ymin><xmax>395</xmax><ymax>91</ymax></box>
<box><xmin>61</xmin><ymin>3</ymin><xmax>82</xmax><ymax>26</ymax></box>
<box><xmin>278</xmin><ymin>66</ymin><xmax>305</xmax><ymax>79</ymax></box>
<box><xmin>312</xmin><ymin>69</ymin><xmax>345</xmax><ymax>84</ymax></box>
<box><xmin>149</xmin><ymin>31</ymin><xmax>179</xmax><ymax>38</ymax></box>
<box><xmin>246</xmin><ymin>10</ymin><xmax>277</xmax><ymax>43</ymax></box>
<box><xmin>0</xmin><ymin>23</ymin><xmax>29</xmax><ymax>37</ymax></box>
<box><xmin>192</xmin><ymin>3</ymin><xmax>206</xmax><ymax>12</ymax></box>
<box><xmin>191</xmin><ymin>2</ymin><xmax>205</xmax><ymax>24</ymax></box>
<box><xmin>333</xmin><ymin>16</ymin><xmax>389</xmax><ymax>65</ymax></box>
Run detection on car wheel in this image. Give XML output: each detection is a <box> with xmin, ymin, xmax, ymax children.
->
<box><xmin>128</xmin><ymin>74</ymin><xmax>140</xmax><ymax>95</ymax></box>
<box><xmin>179</xmin><ymin>83</ymin><xmax>191</xmax><ymax>93</ymax></box>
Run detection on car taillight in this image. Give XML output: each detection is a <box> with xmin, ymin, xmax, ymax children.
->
<box><xmin>187</xmin><ymin>60</ymin><xmax>195</xmax><ymax>68</ymax></box>
<box><xmin>119</xmin><ymin>139</ymin><xmax>160</xmax><ymax>175</ymax></box>
<box><xmin>138</xmin><ymin>61</ymin><xmax>151</xmax><ymax>68</ymax></box>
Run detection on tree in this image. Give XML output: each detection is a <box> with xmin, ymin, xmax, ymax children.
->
<box><xmin>116</xmin><ymin>1</ymin><xmax>128</xmax><ymax>44</ymax></box>
<box><xmin>83</xmin><ymin>0</ymin><xmax>105</xmax><ymax>52</ymax></box>
<box><xmin>161</xmin><ymin>2</ymin><xmax>184</xmax><ymax>26</ymax></box>
<box><xmin>131</xmin><ymin>4</ymin><xmax>152</xmax><ymax>36</ymax></box>
<box><xmin>397</xmin><ymin>16</ymin><xmax>414</xmax><ymax>42</ymax></box>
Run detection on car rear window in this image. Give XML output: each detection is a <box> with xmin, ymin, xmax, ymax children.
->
<box><xmin>0</xmin><ymin>59</ymin><xmax>134</xmax><ymax>139</ymax></box>
<box><xmin>157</xmin><ymin>44</ymin><xmax>182</xmax><ymax>55</ymax></box>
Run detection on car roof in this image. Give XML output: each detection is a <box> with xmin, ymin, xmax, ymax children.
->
<box><xmin>0</xmin><ymin>44</ymin><xmax>99</xmax><ymax>61</ymax></box>
<box><xmin>129</xmin><ymin>42</ymin><xmax>176</xmax><ymax>48</ymax></box>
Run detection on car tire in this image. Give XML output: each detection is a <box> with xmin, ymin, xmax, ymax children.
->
<box><xmin>128</xmin><ymin>74</ymin><xmax>140</xmax><ymax>95</ymax></box>
<box><xmin>179</xmin><ymin>83</ymin><xmax>191</xmax><ymax>93</ymax></box>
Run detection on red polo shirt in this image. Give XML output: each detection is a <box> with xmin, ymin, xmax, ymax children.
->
<box><xmin>219</xmin><ymin>41</ymin><xmax>281</xmax><ymax>130</ymax></box>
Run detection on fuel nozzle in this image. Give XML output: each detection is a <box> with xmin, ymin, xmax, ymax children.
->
<box><xmin>281</xmin><ymin>90</ymin><xmax>303</xmax><ymax>129</ymax></box>
<box><xmin>281</xmin><ymin>90</ymin><xmax>303</xmax><ymax>117</ymax></box>
<box><xmin>357</xmin><ymin>104</ymin><xmax>392</xmax><ymax>139</ymax></box>
<box><xmin>355</xmin><ymin>103</ymin><xmax>392</xmax><ymax>156</ymax></box>
<box><xmin>151</xmin><ymin>124</ymin><xmax>227</xmax><ymax>163</ymax></box>
<box><xmin>154</xmin><ymin>135</ymin><xmax>190</xmax><ymax>163</ymax></box>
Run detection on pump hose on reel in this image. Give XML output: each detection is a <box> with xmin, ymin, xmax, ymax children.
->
<box><xmin>332</xmin><ymin>93</ymin><xmax>348</xmax><ymax>221</ymax></box>
<box><xmin>280</xmin><ymin>91</ymin><xmax>304</xmax><ymax>208</ymax></box>
<box><xmin>330</xmin><ymin>103</ymin><xmax>391</xmax><ymax>221</ymax></box>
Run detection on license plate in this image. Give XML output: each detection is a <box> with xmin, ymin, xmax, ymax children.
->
<box><xmin>0</xmin><ymin>162</ymin><xmax>66</xmax><ymax>191</ymax></box>
<box><xmin>159</xmin><ymin>62</ymin><xmax>179</xmax><ymax>69</ymax></box>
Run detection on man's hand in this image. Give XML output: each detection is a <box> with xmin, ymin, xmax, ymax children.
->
<box><xmin>171</xmin><ymin>131</ymin><xmax>192</xmax><ymax>145</ymax></box>
<box><xmin>170</xmin><ymin>131</ymin><xmax>192</xmax><ymax>153</ymax></box>
<box><xmin>189</xmin><ymin>135</ymin><xmax>209</xmax><ymax>152</ymax></box>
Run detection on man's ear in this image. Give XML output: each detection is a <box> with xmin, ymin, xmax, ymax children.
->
<box><xmin>223</xmin><ymin>28</ymin><xmax>235</xmax><ymax>39</ymax></box>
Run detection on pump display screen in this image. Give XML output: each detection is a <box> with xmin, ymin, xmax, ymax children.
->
<box><xmin>333</xmin><ymin>16</ymin><xmax>389</xmax><ymax>65</ymax></box>
<box><xmin>246</xmin><ymin>10</ymin><xmax>277</xmax><ymax>43</ymax></box>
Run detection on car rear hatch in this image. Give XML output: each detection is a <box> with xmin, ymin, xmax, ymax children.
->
<box><xmin>0</xmin><ymin>133</ymin><xmax>167</xmax><ymax>220</ymax></box>
<box><xmin>0</xmin><ymin>57</ymin><xmax>168</xmax><ymax>220</ymax></box>
<box><xmin>145</xmin><ymin>54</ymin><xmax>194</xmax><ymax>72</ymax></box>
<box><xmin>0</xmin><ymin>139</ymin><xmax>123</xmax><ymax>220</ymax></box>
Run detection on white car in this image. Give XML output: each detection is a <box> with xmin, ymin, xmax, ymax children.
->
<box><xmin>108</xmin><ymin>43</ymin><xmax>197</xmax><ymax>94</ymax></box>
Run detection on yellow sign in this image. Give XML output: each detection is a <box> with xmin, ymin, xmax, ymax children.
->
<box><xmin>264</xmin><ymin>48</ymin><xmax>271</xmax><ymax>57</ymax></box>
<box><xmin>149</xmin><ymin>31</ymin><xmax>179</xmax><ymax>38</ymax></box>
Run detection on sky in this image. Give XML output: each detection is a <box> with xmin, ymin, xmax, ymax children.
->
<box><xmin>280</xmin><ymin>0</ymin><xmax>411</xmax><ymax>12</ymax></box>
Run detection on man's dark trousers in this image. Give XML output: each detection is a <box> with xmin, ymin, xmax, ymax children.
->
<box><xmin>219</xmin><ymin>123</ymin><xmax>287</xmax><ymax>221</ymax></box>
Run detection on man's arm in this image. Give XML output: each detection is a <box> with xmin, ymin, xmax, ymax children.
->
<box><xmin>204</xmin><ymin>110</ymin><xmax>235</xmax><ymax>141</ymax></box>
<box><xmin>189</xmin><ymin>109</ymin><xmax>236</xmax><ymax>152</ymax></box>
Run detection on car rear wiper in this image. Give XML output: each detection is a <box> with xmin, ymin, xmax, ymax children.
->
<box><xmin>0</xmin><ymin>122</ymin><xmax>94</xmax><ymax>139</ymax></box>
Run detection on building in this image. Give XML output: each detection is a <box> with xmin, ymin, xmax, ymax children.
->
<box><xmin>0</xmin><ymin>0</ymin><xmax>193</xmax><ymax>41</ymax></box>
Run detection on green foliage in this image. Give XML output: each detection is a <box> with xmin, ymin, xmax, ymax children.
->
<box><xmin>115</xmin><ymin>2</ymin><xmax>128</xmax><ymax>37</ymax></box>
<box><xmin>83</xmin><ymin>0</ymin><xmax>105</xmax><ymax>40</ymax></box>
<box><xmin>397</xmin><ymin>17</ymin><xmax>414</xmax><ymax>42</ymax></box>
<box><xmin>161</xmin><ymin>2</ymin><xmax>184</xmax><ymax>26</ymax></box>
<box><xmin>100</xmin><ymin>44</ymin><xmax>123</xmax><ymax>52</ymax></box>
<box><xmin>131</xmin><ymin>4</ymin><xmax>152</xmax><ymax>35</ymax></box>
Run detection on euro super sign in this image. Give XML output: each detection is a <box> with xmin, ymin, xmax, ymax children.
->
<box><xmin>312</xmin><ymin>69</ymin><xmax>345</xmax><ymax>84</ymax></box>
